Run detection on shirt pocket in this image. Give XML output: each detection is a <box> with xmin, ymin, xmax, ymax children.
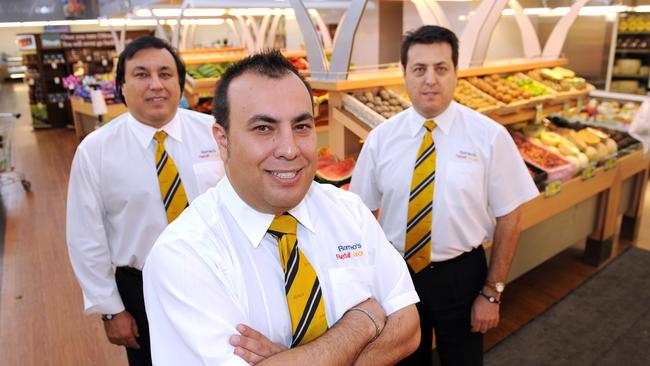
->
<box><xmin>327</xmin><ymin>265</ymin><xmax>376</xmax><ymax>321</ymax></box>
<box><xmin>444</xmin><ymin>161</ymin><xmax>485</xmax><ymax>207</ymax></box>
<box><xmin>192</xmin><ymin>160</ymin><xmax>225</xmax><ymax>194</ymax></box>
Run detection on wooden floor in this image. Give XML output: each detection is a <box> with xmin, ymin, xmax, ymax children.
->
<box><xmin>0</xmin><ymin>82</ymin><xmax>648</xmax><ymax>364</ymax></box>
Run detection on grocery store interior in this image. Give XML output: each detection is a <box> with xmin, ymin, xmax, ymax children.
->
<box><xmin>1</xmin><ymin>0</ymin><xmax>650</xmax><ymax>365</ymax></box>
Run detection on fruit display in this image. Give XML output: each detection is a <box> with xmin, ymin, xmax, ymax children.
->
<box><xmin>547</xmin><ymin>115</ymin><xmax>639</xmax><ymax>155</ymax></box>
<box><xmin>567</xmin><ymin>98</ymin><xmax>640</xmax><ymax>126</ymax></box>
<box><xmin>619</xmin><ymin>14</ymin><xmax>650</xmax><ymax>33</ymax></box>
<box><xmin>351</xmin><ymin>88</ymin><xmax>411</xmax><ymax>119</ymax></box>
<box><xmin>288</xmin><ymin>57</ymin><xmax>309</xmax><ymax>71</ymax></box>
<box><xmin>527</xmin><ymin>67</ymin><xmax>587</xmax><ymax>92</ymax></box>
<box><xmin>186</xmin><ymin>62</ymin><xmax>234</xmax><ymax>79</ymax></box>
<box><xmin>511</xmin><ymin>132</ymin><xmax>572</xmax><ymax>174</ymax></box>
<box><xmin>453</xmin><ymin>79</ymin><xmax>502</xmax><ymax>112</ymax></box>
<box><xmin>315</xmin><ymin>156</ymin><xmax>356</xmax><ymax>187</ymax></box>
<box><xmin>467</xmin><ymin>74</ymin><xmax>530</xmax><ymax>104</ymax></box>
<box><xmin>506</xmin><ymin>73</ymin><xmax>552</xmax><ymax>97</ymax></box>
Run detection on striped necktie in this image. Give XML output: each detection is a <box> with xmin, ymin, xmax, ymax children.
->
<box><xmin>154</xmin><ymin>131</ymin><xmax>189</xmax><ymax>223</ymax></box>
<box><xmin>405</xmin><ymin>120</ymin><xmax>437</xmax><ymax>273</ymax></box>
<box><xmin>268</xmin><ymin>213</ymin><xmax>328</xmax><ymax>347</ymax></box>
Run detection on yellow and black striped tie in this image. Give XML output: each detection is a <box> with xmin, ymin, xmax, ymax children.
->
<box><xmin>268</xmin><ymin>213</ymin><xmax>328</xmax><ymax>347</ymax></box>
<box><xmin>405</xmin><ymin>120</ymin><xmax>437</xmax><ymax>273</ymax></box>
<box><xmin>154</xmin><ymin>131</ymin><xmax>188</xmax><ymax>223</ymax></box>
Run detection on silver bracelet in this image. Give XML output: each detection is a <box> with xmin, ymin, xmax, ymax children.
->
<box><xmin>344</xmin><ymin>307</ymin><xmax>381</xmax><ymax>342</ymax></box>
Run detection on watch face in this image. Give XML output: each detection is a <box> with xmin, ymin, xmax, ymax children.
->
<box><xmin>496</xmin><ymin>283</ymin><xmax>505</xmax><ymax>292</ymax></box>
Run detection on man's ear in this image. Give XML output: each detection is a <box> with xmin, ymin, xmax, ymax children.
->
<box><xmin>212</xmin><ymin>123</ymin><xmax>229</xmax><ymax>160</ymax></box>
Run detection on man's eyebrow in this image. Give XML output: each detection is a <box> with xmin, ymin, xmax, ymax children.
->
<box><xmin>247</xmin><ymin>114</ymin><xmax>278</xmax><ymax>124</ymax></box>
<box><xmin>292</xmin><ymin>113</ymin><xmax>314</xmax><ymax>123</ymax></box>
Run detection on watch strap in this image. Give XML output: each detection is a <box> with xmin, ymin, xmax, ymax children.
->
<box><xmin>478</xmin><ymin>290</ymin><xmax>501</xmax><ymax>305</ymax></box>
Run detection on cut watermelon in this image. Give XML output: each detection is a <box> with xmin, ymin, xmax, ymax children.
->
<box><xmin>317</xmin><ymin>154</ymin><xmax>338</xmax><ymax>170</ymax></box>
<box><xmin>340</xmin><ymin>183</ymin><xmax>350</xmax><ymax>191</ymax></box>
<box><xmin>315</xmin><ymin>158</ymin><xmax>355</xmax><ymax>186</ymax></box>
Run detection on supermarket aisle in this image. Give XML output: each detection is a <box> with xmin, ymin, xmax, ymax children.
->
<box><xmin>0</xmin><ymin>83</ymin><xmax>126</xmax><ymax>365</ymax></box>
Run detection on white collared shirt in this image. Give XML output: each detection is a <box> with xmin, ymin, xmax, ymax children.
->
<box><xmin>350</xmin><ymin>102</ymin><xmax>538</xmax><ymax>262</ymax></box>
<box><xmin>143</xmin><ymin>178</ymin><xmax>419</xmax><ymax>366</ymax></box>
<box><xmin>66</xmin><ymin>109</ymin><xmax>224</xmax><ymax>315</ymax></box>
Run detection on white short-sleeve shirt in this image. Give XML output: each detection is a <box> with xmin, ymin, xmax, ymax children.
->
<box><xmin>143</xmin><ymin>178</ymin><xmax>419</xmax><ymax>366</ymax></box>
<box><xmin>66</xmin><ymin>109</ymin><xmax>224</xmax><ymax>315</ymax></box>
<box><xmin>350</xmin><ymin>102</ymin><xmax>538</xmax><ymax>262</ymax></box>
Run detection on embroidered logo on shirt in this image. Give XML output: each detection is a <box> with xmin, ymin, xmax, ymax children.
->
<box><xmin>198</xmin><ymin>149</ymin><xmax>219</xmax><ymax>159</ymax></box>
<box><xmin>336</xmin><ymin>243</ymin><xmax>364</xmax><ymax>260</ymax></box>
<box><xmin>455</xmin><ymin>150</ymin><xmax>479</xmax><ymax>162</ymax></box>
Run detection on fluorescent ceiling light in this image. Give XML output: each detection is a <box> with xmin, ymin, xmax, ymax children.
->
<box><xmin>0</xmin><ymin>22</ymin><xmax>22</xmax><ymax>28</ymax></box>
<box><xmin>152</xmin><ymin>8</ymin><xmax>182</xmax><ymax>17</ymax></box>
<box><xmin>635</xmin><ymin>6</ymin><xmax>650</xmax><ymax>12</ymax></box>
<box><xmin>180</xmin><ymin>19</ymin><xmax>225</xmax><ymax>25</ymax></box>
<box><xmin>21</xmin><ymin>21</ymin><xmax>49</xmax><ymax>27</ymax></box>
<box><xmin>184</xmin><ymin>8</ymin><xmax>226</xmax><ymax>17</ymax></box>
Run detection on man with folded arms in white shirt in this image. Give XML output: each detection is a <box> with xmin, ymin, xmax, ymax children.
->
<box><xmin>66</xmin><ymin>36</ymin><xmax>224</xmax><ymax>366</ymax></box>
<box><xmin>350</xmin><ymin>26</ymin><xmax>538</xmax><ymax>365</ymax></box>
<box><xmin>143</xmin><ymin>50</ymin><xmax>421</xmax><ymax>365</ymax></box>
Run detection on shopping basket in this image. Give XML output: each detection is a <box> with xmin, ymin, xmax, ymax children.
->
<box><xmin>0</xmin><ymin>112</ymin><xmax>30</xmax><ymax>191</ymax></box>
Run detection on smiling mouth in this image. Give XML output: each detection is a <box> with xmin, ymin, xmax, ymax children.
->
<box><xmin>147</xmin><ymin>96</ymin><xmax>167</xmax><ymax>103</ymax></box>
<box><xmin>267</xmin><ymin>169</ymin><xmax>303</xmax><ymax>181</ymax></box>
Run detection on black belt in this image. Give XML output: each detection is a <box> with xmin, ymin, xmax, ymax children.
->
<box><xmin>424</xmin><ymin>245</ymin><xmax>483</xmax><ymax>270</ymax></box>
<box><xmin>116</xmin><ymin>266</ymin><xmax>143</xmax><ymax>276</ymax></box>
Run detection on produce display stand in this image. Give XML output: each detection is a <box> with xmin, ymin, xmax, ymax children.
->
<box><xmin>70</xmin><ymin>97</ymin><xmax>127</xmax><ymax>139</ymax></box>
<box><xmin>182</xmin><ymin>49</ymin><xmax>332</xmax><ymax>108</ymax></box>
<box><xmin>309</xmin><ymin>59</ymin><xmax>650</xmax><ymax>281</ymax></box>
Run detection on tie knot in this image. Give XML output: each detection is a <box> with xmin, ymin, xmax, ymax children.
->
<box><xmin>423</xmin><ymin>120</ymin><xmax>437</xmax><ymax>132</ymax></box>
<box><xmin>268</xmin><ymin>213</ymin><xmax>297</xmax><ymax>236</ymax></box>
<box><xmin>154</xmin><ymin>131</ymin><xmax>168</xmax><ymax>144</ymax></box>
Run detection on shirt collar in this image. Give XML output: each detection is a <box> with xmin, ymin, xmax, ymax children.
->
<box><xmin>219</xmin><ymin>177</ymin><xmax>315</xmax><ymax>249</ymax></box>
<box><xmin>127</xmin><ymin>111</ymin><xmax>182</xmax><ymax>149</ymax></box>
<box><xmin>408</xmin><ymin>102</ymin><xmax>456</xmax><ymax>137</ymax></box>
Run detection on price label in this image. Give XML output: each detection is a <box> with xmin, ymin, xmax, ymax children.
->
<box><xmin>86</xmin><ymin>55</ymin><xmax>92</xmax><ymax>62</ymax></box>
<box><xmin>28</xmin><ymin>78</ymin><xmax>35</xmax><ymax>85</ymax></box>
<box><xmin>544</xmin><ymin>180</ymin><xmax>562</xmax><ymax>198</ymax></box>
<box><xmin>604</xmin><ymin>157</ymin><xmax>617</xmax><ymax>171</ymax></box>
<box><xmin>58</xmin><ymin>101</ymin><xmax>64</xmax><ymax>109</ymax></box>
<box><xmin>101</xmin><ymin>58</ymin><xmax>108</xmax><ymax>66</ymax></box>
<box><xmin>581</xmin><ymin>163</ymin><xmax>596</xmax><ymax>180</ymax></box>
<box><xmin>54</xmin><ymin>77</ymin><xmax>60</xmax><ymax>84</ymax></box>
<box><xmin>68</xmin><ymin>84</ymin><xmax>75</xmax><ymax>91</ymax></box>
<box><xmin>562</xmin><ymin>100</ymin><xmax>570</xmax><ymax>118</ymax></box>
<box><xmin>535</xmin><ymin>104</ymin><xmax>544</xmax><ymax>124</ymax></box>
<box><xmin>51</xmin><ymin>62</ymin><xmax>58</xmax><ymax>69</ymax></box>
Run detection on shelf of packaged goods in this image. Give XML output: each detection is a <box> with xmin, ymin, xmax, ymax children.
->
<box><xmin>615</xmin><ymin>49</ymin><xmax>650</xmax><ymax>54</ymax></box>
<box><xmin>182</xmin><ymin>48</ymin><xmax>332</xmax><ymax>65</ymax></box>
<box><xmin>618</xmin><ymin>31</ymin><xmax>650</xmax><ymax>35</ymax></box>
<box><xmin>611</xmin><ymin>74</ymin><xmax>649</xmax><ymax>80</ymax></box>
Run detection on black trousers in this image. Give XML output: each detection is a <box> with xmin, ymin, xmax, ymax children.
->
<box><xmin>398</xmin><ymin>246</ymin><xmax>487</xmax><ymax>366</ymax></box>
<box><xmin>115</xmin><ymin>267</ymin><xmax>152</xmax><ymax>366</ymax></box>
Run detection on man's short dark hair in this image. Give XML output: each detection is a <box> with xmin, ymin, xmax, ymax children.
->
<box><xmin>115</xmin><ymin>36</ymin><xmax>186</xmax><ymax>105</ymax></box>
<box><xmin>212</xmin><ymin>49</ymin><xmax>313</xmax><ymax>132</ymax></box>
<box><xmin>401</xmin><ymin>25</ymin><xmax>459</xmax><ymax>69</ymax></box>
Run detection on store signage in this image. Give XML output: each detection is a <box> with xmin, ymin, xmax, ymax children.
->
<box><xmin>544</xmin><ymin>180</ymin><xmax>562</xmax><ymax>198</ymax></box>
<box><xmin>16</xmin><ymin>35</ymin><xmax>37</xmax><ymax>51</ymax></box>
<box><xmin>604</xmin><ymin>157</ymin><xmax>617</xmax><ymax>171</ymax></box>
<box><xmin>45</xmin><ymin>25</ymin><xmax>71</xmax><ymax>34</ymax></box>
<box><xmin>581</xmin><ymin>164</ymin><xmax>596</xmax><ymax>181</ymax></box>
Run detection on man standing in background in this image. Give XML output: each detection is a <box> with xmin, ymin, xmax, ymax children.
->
<box><xmin>350</xmin><ymin>25</ymin><xmax>538</xmax><ymax>365</ymax></box>
<box><xmin>66</xmin><ymin>36</ymin><xmax>223</xmax><ymax>365</ymax></box>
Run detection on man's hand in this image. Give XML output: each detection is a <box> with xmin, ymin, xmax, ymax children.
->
<box><xmin>470</xmin><ymin>293</ymin><xmax>499</xmax><ymax>334</ymax></box>
<box><xmin>230</xmin><ymin>324</ymin><xmax>288</xmax><ymax>365</ymax></box>
<box><xmin>103</xmin><ymin>311</ymin><xmax>141</xmax><ymax>349</ymax></box>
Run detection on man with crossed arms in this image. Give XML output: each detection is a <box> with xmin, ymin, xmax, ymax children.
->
<box><xmin>143</xmin><ymin>50</ymin><xmax>420</xmax><ymax>365</ymax></box>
